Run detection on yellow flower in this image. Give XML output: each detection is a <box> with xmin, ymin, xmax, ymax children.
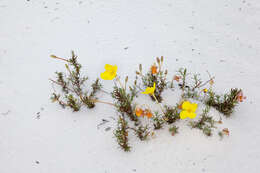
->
<box><xmin>100</xmin><ymin>64</ymin><xmax>117</xmax><ymax>80</ymax></box>
<box><xmin>141</xmin><ymin>83</ymin><xmax>156</xmax><ymax>95</ymax></box>
<box><xmin>180</xmin><ymin>101</ymin><xmax>197</xmax><ymax>119</ymax></box>
<box><xmin>203</xmin><ymin>88</ymin><xmax>208</xmax><ymax>93</ymax></box>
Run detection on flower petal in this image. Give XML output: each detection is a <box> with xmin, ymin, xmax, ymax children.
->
<box><xmin>190</xmin><ymin>103</ymin><xmax>198</xmax><ymax>112</ymax></box>
<box><xmin>141</xmin><ymin>89</ymin><xmax>150</xmax><ymax>94</ymax></box>
<box><xmin>180</xmin><ymin>110</ymin><xmax>188</xmax><ymax>119</ymax></box>
<box><xmin>104</xmin><ymin>64</ymin><xmax>117</xmax><ymax>73</ymax></box>
<box><xmin>105</xmin><ymin>64</ymin><xmax>113</xmax><ymax>71</ymax></box>
<box><xmin>150</xmin><ymin>89</ymin><xmax>155</xmax><ymax>94</ymax></box>
<box><xmin>142</xmin><ymin>89</ymin><xmax>151</xmax><ymax>94</ymax></box>
<box><xmin>187</xmin><ymin>112</ymin><xmax>196</xmax><ymax>119</ymax></box>
<box><xmin>182</xmin><ymin>101</ymin><xmax>191</xmax><ymax>110</ymax></box>
<box><xmin>146</xmin><ymin>83</ymin><xmax>156</xmax><ymax>94</ymax></box>
<box><xmin>141</xmin><ymin>84</ymin><xmax>156</xmax><ymax>95</ymax></box>
<box><xmin>100</xmin><ymin>72</ymin><xmax>115</xmax><ymax>80</ymax></box>
<box><xmin>112</xmin><ymin>65</ymin><xmax>118</xmax><ymax>73</ymax></box>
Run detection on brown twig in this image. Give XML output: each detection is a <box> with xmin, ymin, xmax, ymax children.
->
<box><xmin>199</xmin><ymin>77</ymin><xmax>215</xmax><ymax>88</ymax></box>
<box><xmin>50</xmin><ymin>79</ymin><xmax>114</xmax><ymax>106</ymax></box>
<box><xmin>192</xmin><ymin>77</ymin><xmax>215</xmax><ymax>91</ymax></box>
<box><xmin>91</xmin><ymin>99</ymin><xmax>115</xmax><ymax>106</ymax></box>
<box><xmin>64</xmin><ymin>64</ymin><xmax>85</xmax><ymax>102</ymax></box>
<box><xmin>152</xmin><ymin>93</ymin><xmax>166</xmax><ymax>115</ymax></box>
<box><xmin>50</xmin><ymin>55</ymin><xmax>69</xmax><ymax>62</ymax></box>
<box><xmin>49</xmin><ymin>79</ymin><xmax>74</xmax><ymax>92</ymax></box>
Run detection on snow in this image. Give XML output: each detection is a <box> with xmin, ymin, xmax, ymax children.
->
<box><xmin>1</xmin><ymin>0</ymin><xmax>260</xmax><ymax>172</ymax></box>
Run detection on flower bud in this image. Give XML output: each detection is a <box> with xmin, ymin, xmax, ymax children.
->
<box><xmin>50</xmin><ymin>55</ymin><xmax>57</xmax><ymax>58</ymax></box>
<box><xmin>161</xmin><ymin>56</ymin><xmax>164</xmax><ymax>63</ymax></box>
<box><xmin>139</xmin><ymin>64</ymin><xmax>142</xmax><ymax>72</ymax></box>
<box><xmin>156</xmin><ymin>57</ymin><xmax>160</xmax><ymax>64</ymax></box>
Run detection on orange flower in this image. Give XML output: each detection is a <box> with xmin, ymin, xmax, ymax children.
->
<box><xmin>135</xmin><ymin>108</ymin><xmax>144</xmax><ymax>117</ymax></box>
<box><xmin>144</xmin><ymin>109</ymin><xmax>153</xmax><ymax>118</ymax></box>
<box><xmin>173</xmin><ymin>75</ymin><xmax>181</xmax><ymax>82</ymax></box>
<box><xmin>135</xmin><ymin>107</ymin><xmax>153</xmax><ymax>118</ymax></box>
<box><xmin>178</xmin><ymin>103</ymin><xmax>183</xmax><ymax>109</ymax></box>
<box><xmin>151</xmin><ymin>64</ymin><xmax>158</xmax><ymax>74</ymax></box>
<box><xmin>236</xmin><ymin>91</ymin><xmax>246</xmax><ymax>102</ymax></box>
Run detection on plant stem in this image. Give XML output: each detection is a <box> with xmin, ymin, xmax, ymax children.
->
<box><xmin>100</xmin><ymin>89</ymin><xmax>110</xmax><ymax>95</ymax></box>
<box><xmin>199</xmin><ymin>77</ymin><xmax>215</xmax><ymax>88</ymax></box>
<box><xmin>152</xmin><ymin>93</ymin><xmax>165</xmax><ymax>115</ymax></box>
<box><xmin>116</xmin><ymin>76</ymin><xmax>124</xmax><ymax>90</ymax></box>
<box><xmin>65</xmin><ymin>64</ymin><xmax>85</xmax><ymax>102</ymax></box>
<box><xmin>50</xmin><ymin>78</ymin><xmax>114</xmax><ymax>106</ymax></box>
<box><xmin>50</xmin><ymin>55</ymin><xmax>69</xmax><ymax>62</ymax></box>
<box><xmin>49</xmin><ymin>79</ymin><xmax>74</xmax><ymax>92</ymax></box>
<box><xmin>91</xmin><ymin>99</ymin><xmax>115</xmax><ymax>106</ymax></box>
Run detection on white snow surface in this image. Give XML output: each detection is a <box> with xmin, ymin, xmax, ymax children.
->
<box><xmin>1</xmin><ymin>0</ymin><xmax>260</xmax><ymax>173</ymax></box>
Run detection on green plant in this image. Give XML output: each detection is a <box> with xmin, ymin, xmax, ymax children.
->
<box><xmin>131</xmin><ymin>125</ymin><xmax>150</xmax><ymax>141</ymax></box>
<box><xmin>205</xmin><ymin>88</ymin><xmax>241</xmax><ymax>116</ymax></box>
<box><xmin>152</xmin><ymin>112</ymin><xmax>164</xmax><ymax>130</ymax></box>
<box><xmin>179</xmin><ymin>70</ymin><xmax>214</xmax><ymax>101</ymax></box>
<box><xmin>218</xmin><ymin>131</ymin><xmax>224</xmax><ymax>140</ymax></box>
<box><xmin>169</xmin><ymin>125</ymin><xmax>179</xmax><ymax>136</ymax></box>
<box><xmin>189</xmin><ymin>106</ymin><xmax>216</xmax><ymax>136</ymax></box>
<box><xmin>111</xmin><ymin>78</ymin><xmax>138</xmax><ymax>122</ymax></box>
<box><xmin>114</xmin><ymin>115</ymin><xmax>131</xmax><ymax>151</ymax></box>
<box><xmin>50</xmin><ymin>51</ymin><xmax>102</xmax><ymax>111</ymax></box>
<box><xmin>177</xmin><ymin>68</ymin><xmax>188</xmax><ymax>90</ymax></box>
<box><xmin>49</xmin><ymin>53</ymin><xmax>244</xmax><ymax>152</ymax></box>
<box><xmin>163</xmin><ymin>105</ymin><xmax>180</xmax><ymax>124</ymax></box>
<box><xmin>136</xmin><ymin>57</ymin><xmax>168</xmax><ymax>103</ymax></box>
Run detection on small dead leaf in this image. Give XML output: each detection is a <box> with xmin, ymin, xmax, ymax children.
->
<box><xmin>222</xmin><ymin>128</ymin><xmax>230</xmax><ymax>136</ymax></box>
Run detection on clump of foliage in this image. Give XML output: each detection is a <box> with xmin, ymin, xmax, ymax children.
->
<box><xmin>49</xmin><ymin>53</ymin><xmax>245</xmax><ymax>152</ymax></box>
<box><xmin>189</xmin><ymin>106</ymin><xmax>216</xmax><ymax>136</ymax></box>
<box><xmin>152</xmin><ymin>112</ymin><xmax>164</xmax><ymax>130</ymax></box>
<box><xmin>114</xmin><ymin>115</ymin><xmax>131</xmax><ymax>151</ymax></box>
<box><xmin>151</xmin><ymin>104</ymin><xmax>181</xmax><ymax>131</ymax></box>
<box><xmin>50</xmin><ymin>51</ymin><xmax>102</xmax><ymax>111</ymax></box>
<box><xmin>163</xmin><ymin>105</ymin><xmax>180</xmax><ymax>124</ymax></box>
<box><xmin>175</xmin><ymin>68</ymin><xmax>214</xmax><ymax>100</ymax></box>
<box><xmin>218</xmin><ymin>131</ymin><xmax>224</xmax><ymax>139</ymax></box>
<box><xmin>177</xmin><ymin>68</ymin><xmax>189</xmax><ymax>90</ymax></box>
<box><xmin>169</xmin><ymin>125</ymin><xmax>179</xmax><ymax>136</ymax></box>
<box><xmin>205</xmin><ymin>88</ymin><xmax>241</xmax><ymax>116</ymax></box>
<box><xmin>131</xmin><ymin>125</ymin><xmax>150</xmax><ymax>141</ymax></box>
<box><xmin>136</xmin><ymin>57</ymin><xmax>168</xmax><ymax>103</ymax></box>
<box><xmin>111</xmin><ymin>77</ymin><xmax>138</xmax><ymax>122</ymax></box>
<box><xmin>174</xmin><ymin>68</ymin><xmax>243</xmax><ymax>117</ymax></box>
